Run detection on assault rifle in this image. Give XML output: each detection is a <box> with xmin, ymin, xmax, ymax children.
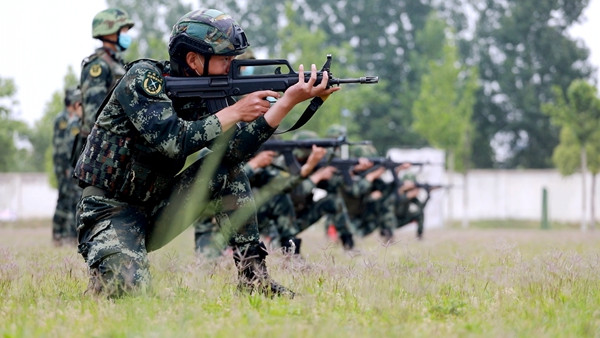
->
<box><xmin>324</xmin><ymin>157</ymin><xmax>442</xmax><ymax>184</ymax></box>
<box><xmin>411</xmin><ymin>182</ymin><xmax>452</xmax><ymax>192</ymax></box>
<box><xmin>164</xmin><ymin>54</ymin><xmax>378</xmax><ymax>133</ymax></box>
<box><xmin>258</xmin><ymin>136</ymin><xmax>371</xmax><ymax>175</ymax></box>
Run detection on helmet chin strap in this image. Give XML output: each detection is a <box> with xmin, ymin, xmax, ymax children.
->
<box><xmin>202</xmin><ymin>54</ymin><xmax>211</xmax><ymax>76</ymax></box>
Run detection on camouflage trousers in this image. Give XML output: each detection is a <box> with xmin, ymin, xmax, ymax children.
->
<box><xmin>298</xmin><ymin>192</ymin><xmax>353</xmax><ymax>237</ymax></box>
<box><xmin>77</xmin><ymin>158</ymin><xmax>260</xmax><ymax>296</ymax></box>
<box><xmin>395</xmin><ymin>196</ymin><xmax>426</xmax><ymax>238</ymax></box>
<box><xmin>52</xmin><ymin>176</ymin><xmax>80</xmax><ymax>243</ymax></box>
<box><xmin>194</xmin><ymin>191</ymin><xmax>297</xmax><ymax>254</ymax></box>
<box><xmin>354</xmin><ymin>193</ymin><xmax>398</xmax><ymax>238</ymax></box>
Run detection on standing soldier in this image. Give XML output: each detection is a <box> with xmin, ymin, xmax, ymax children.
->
<box><xmin>52</xmin><ymin>88</ymin><xmax>82</xmax><ymax>246</ymax></box>
<box><xmin>72</xmin><ymin>8</ymin><xmax>135</xmax><ymax>164</ymax></box>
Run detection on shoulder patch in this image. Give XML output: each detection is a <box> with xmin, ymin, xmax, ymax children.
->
<box><xmin>70</xmin><ymin>126</ymin><xmax>80</xmax><ymax>137</ymax></box>
<box><xmin>280</xmin><ymin>171</ymin><xmax>290</xmax><ymax>178</ymax></box>
<box><xmin>59</xmin><ymin>120</ymin><xmax>68</xmax><ymax>130</ymax></box>
<box><xmin>90</xmin><ymin>64</ymin><xmax>102</xmax><ymax>77</ymax></box>
<box><xmin>142</xmin><ymin>71</ymin><xmax>164</xmax><ymax>96</ymax></box>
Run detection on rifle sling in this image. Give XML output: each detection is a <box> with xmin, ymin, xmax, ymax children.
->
<box><xmin>274</xmin><ymin>96</ymin><xmax>324</xmax><ymax>134</ymax></box>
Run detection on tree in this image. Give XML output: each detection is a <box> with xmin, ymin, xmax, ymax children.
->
<box><xmin>469</xmin><ymin>0</ymin><xmax>593</xmax><ymax>169</ymax></box>
<box><xmin>0</xmin><ymin>76</ymin><xmax>28</xmax><ymax>172</ymax></box>
<box><xmin>107</xmin><ymin>0</ymin><xmax>192</xmax><ymax>60</ymax></box>
<box><xmin>543</xmin><ymin>79</ymin><xmax>600</xmax><ymax>231</ymax></box>
<box><xmin>552</xmin><ymin>126</ymin><xmax>600</xmax><ymax>229</ymax></box>
<box><xmin>275</xmin><ymin>3</ymin><xmax>391</xmax><ymax>140</ymax></box>
<box><xmin>412</xmin><ymin>15</ymin><xmax>478</xmax><ymax>227</ymax></box>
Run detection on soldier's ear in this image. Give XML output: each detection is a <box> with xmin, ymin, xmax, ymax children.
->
<box><xmin>185</xmin><ymin>52</ymin><xmax>204</xmax><ymax>74</ymax></box>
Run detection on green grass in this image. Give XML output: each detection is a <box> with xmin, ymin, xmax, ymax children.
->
<box><xmin>2</xmin><ymin>221</ymin><xmax>600</xmax><ymax>337</ymax></box>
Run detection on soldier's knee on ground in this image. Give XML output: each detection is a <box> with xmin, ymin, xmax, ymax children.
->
<box><xmin>86</xmin><ymin>253</ymin><xmax>149</xmax><ymax>297</ymax></box>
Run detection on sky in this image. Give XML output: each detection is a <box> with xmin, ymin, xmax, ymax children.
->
<box><xmin>1</xmin><ymin>0</ymin><xmax>600</xmax><ymax>127</ymax></box>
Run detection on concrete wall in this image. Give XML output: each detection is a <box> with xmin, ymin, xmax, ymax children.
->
<box><xmin>0</xmin><ymin>173</ymin><xmax>57</xmax><ymax>221</ymax></box>
<box><xmin>0</xmin><ymin>168</ymin><xmax>596</xmax><ymax>226</ymax></box>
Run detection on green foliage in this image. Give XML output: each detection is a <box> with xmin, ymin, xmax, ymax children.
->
<box><xmin>274</xmin><ymin>3</ymin><xmax>391</xmax><ymax>140</ymax></box>
<box><xmin>412</xmin><ymin>16</ymin><xmax>478</xmax><ymax>173</ymax></box>
<box><xmin>470</xmin><ymin>0</ymin><xmax>592</xmax><ymax>168</ymax></box>
<box><xmin>107</xmin><ymin>0</ymin><xmax>192</xmax><ymax>60</ymax></box>
<box><xmin>0</xmin><ymin>76</ymin><xmax>29</xmax><ymax>172</ymax></box>
<box><xmin>542</xmin><ymin>80</ymin><xmax>600</xmax><ymax>176</ymax></box>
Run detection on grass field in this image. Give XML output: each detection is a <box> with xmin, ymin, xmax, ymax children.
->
<box><xmin>1</xmin><ymin>220</ymin><xmax>600</xmax><ymax>337</ymax></box>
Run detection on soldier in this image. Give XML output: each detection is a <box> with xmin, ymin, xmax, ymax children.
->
<box><xmin>195</xmin><ymin>141</ymin><xmax>328</xmax><ymax>257</ymax></box>
<box><xmin>52</xmin><ymin>88</ymin><xmax>82</xmax><ymax>246</ymax></box>
<box><xmin>319</xmin><ymin>125</ymin><xmax>385</xmax><ymax>249</ymax></box>
<box><xmin>286</xmin><ymin>130</ymin><xmax>357</xmax><ymax>250</ymax></box>
<box><xmin>72</xmin><ymin>8</ymin><xmax>135</xmax><ymax>165</ymax></box>
<box><xmin>73</xmin><ymin>8</ymin><xmax>339</xmax><ymax>297</ymax></box>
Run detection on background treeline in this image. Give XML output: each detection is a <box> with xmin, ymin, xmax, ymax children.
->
<box><xmin>0</xmin><ymin>0</ymin><xmax>594</xmax><ymax>175</ymax></box>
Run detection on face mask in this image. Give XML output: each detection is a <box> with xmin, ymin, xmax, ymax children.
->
<box><xmin>240</xmin><ymin>66</ymin><xmax>255</xmax><ymax>76</ymax></box>
<box><xmin>117</xmin><ymin>33</ymin><xmax>132</xmax><ymax>51</ymax></box>
<box><xmin>195</xmin><ymin>53</ymin><xmax>205</xmax><ymax>76</ymax></box>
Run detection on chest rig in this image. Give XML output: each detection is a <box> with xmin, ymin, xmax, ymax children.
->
<box><xmin>75</xmin><ymin>59</ymin><xmax>186</xmax><ymax>204</ymax></box>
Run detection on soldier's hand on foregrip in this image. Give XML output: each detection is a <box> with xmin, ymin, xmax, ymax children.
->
<box><xmin>309</xmin><ymin>166</ymin><xmax>337</xmax><ymax>184</ymax></box>
<box><xmin>248</xmin><ymin>151</ymin><xmax>276</xmax><ymax>170</ymax></box>
<box><xmin>278</xmin><ymin>64</ymin><xmax>341</xmax><ymax>108</ymax></box>
<box><xmin>300</xmin><ymin>145</ymin><xmax>327</xmax><ymax>177</ymax></box>
<box><xmin>352</xmin><ymin>157</ymin><xmax>374</xmax><ymax>172</ymax></box>
<box><xmin>365</xmin><ymin>166</ymin><xmax>386</xmax><ymax>182</ymax></box>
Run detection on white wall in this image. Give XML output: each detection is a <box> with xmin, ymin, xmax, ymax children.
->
<box><xmin>0</xmin><ymin>168</ymin><xmax>597</xmax><ymax>226</ymax></box>
<box><xmin>0</xmin><ymin>173</ymin><xmax>57</xmax><ymax>221</ymax></box>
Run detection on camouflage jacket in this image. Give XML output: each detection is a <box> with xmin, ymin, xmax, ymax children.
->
<box><xmin>52</xmin><ymin>110</ymin><xmax>72</xmax><ymax>180</ymax></box>
<box><xmin>74</xmin><ymin>59</ymin><xmax>275</xmax><ymax>202</ymax></box>
<box><xmin>79</xmin><ymin>47</ymin><xmax>126</xmax><ymax>136</ymax></box>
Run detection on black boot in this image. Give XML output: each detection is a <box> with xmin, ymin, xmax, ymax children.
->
<box><xmin>281</xmin><ymin>237</ymin><xmax>302</xmax><ymax>255</ymax></box>
<box><xmin>340</xmin><ymin>233</ymin><xmax>355</xmax><ymax>250</ymax></box>
<box><xmin>233</xmin><ymin>242</ymin><xmax>295</xmax><ymax>298</ymax></box>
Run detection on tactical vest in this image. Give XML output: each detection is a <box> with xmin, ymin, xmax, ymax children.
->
<box><xmin>74</xmin><ymin>59</ymin><xmax>186</xmax><ymax>205</ymax></box>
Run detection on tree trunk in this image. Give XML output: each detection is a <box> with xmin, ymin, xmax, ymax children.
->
<box><xmin>581</xmin><ymin>146</ymin><xmax>588</xmax><ymax>232</ymax></box>
<box><xmin>591</xmin><ymin>173</ymin><xmax>596</xmax><ymax>231</ymax></box>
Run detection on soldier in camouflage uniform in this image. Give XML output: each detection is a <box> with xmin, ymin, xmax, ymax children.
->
<box><xmin>52</xmin><ymin>88</ymin><xmax>82</xmax><ymax>246</ymax></box>
<box><xmin>345</xmin><ymin>144</ymin><xmax>405</xmax><ymax>242</ymax></box>
<box><xmin>72</xmin><ymin>8</ymin><xmax>135</xmax><ymax>165</ymax></box>
<box><xmin>73</xmin><ymin>9</ymin><xmax>339</xmax><ymax>297</ymax></box>
<box><xmin>195</xmin><ymin>143</ymin><xmax>328</xmax><ymax>257</ymax></box>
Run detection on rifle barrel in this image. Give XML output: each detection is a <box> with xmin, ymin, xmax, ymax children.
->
<box><xmin>331</xmin><ymin>77</ymin><xmax>379</xmax><ymax>85</ymax></box>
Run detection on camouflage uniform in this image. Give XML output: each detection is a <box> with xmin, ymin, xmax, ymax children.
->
<box><xmin>72</xmin><ymin>8</ymin><xmax>134</xmax><ymax>166</ymax></box>
<box><xmin>195</xmin><ymin>156</ymin><xmax>303</xmax><ymax>255</ymax></box>
<box><xmin>394</xmin><ymin>187</ymin><xmax>430</xmax><ymax>239</ymax></box>
<box><xmin>79</xmin><ymin>48</ymin><xmax>126</xmax><ymax>138</ymax></box>
<box><xmin>52</xmin><ymin>109</ymin><xmax>76</xmax><ymax>242</ymax></box>
<box><xmin>73</xmin><ymin>57</ymin><xmax>276</xmax><ymax>296</ymax></box>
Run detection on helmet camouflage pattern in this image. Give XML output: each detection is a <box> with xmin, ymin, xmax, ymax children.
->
<box><xmin>64</xmin><ymin>87</ymin><xmax>82</xmax><ymax>106</ymax></box>
<box><xmin>92</xmin><ymin>8</ymin><xmax>134</xmax><ymax>38</ymax></box>
<box><xmin>292</xmin><ymin>130</ymin><xmax>319</xmax><ymax>141</ymax></box>
<box><xmin>325</xmin><ymin>124</ymin><xmax>347</xmax><ymax>138</ymax></box>
<box><xmin>169</xmin><ymin>9</ymin><xmax>249</xmax><ymax>57</ymax></box>
<box><xmin>351</xmin><ymin>144</ymin><xmax>378</xmax><ymax>158</ymax></box>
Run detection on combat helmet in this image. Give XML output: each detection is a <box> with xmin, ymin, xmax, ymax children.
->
<box><xmin>351</xmin><ymin>144</ymin><xmax>379</xmax><ymax>158</ymax></box>
<box><xmin>292</xmin><ymin>130</ymin><xmax>319</xmax><ymax>141</ymax></box>
<box><xmin>325</xmin><ymin>124</ymin><xmax>347</xmax><ymax>138</ymax></box>
<box><xmin>92</xmin><ymin>8</ymin><xmax>134</xmax><ymax>38</ymax></box>
<box><xmin>64</xmin><ymin>87</ymin><xmax>82</xmax><ymax>107</ymax></box>
<box><xmin>169</xmin><ymin>9</ymin><xmax>249</xmax><ymax>76</ymax></box>
<box><xmin>292</xmin><ymin>130</ymin><xmax>319</xmax><ymax>159</ymax></box>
